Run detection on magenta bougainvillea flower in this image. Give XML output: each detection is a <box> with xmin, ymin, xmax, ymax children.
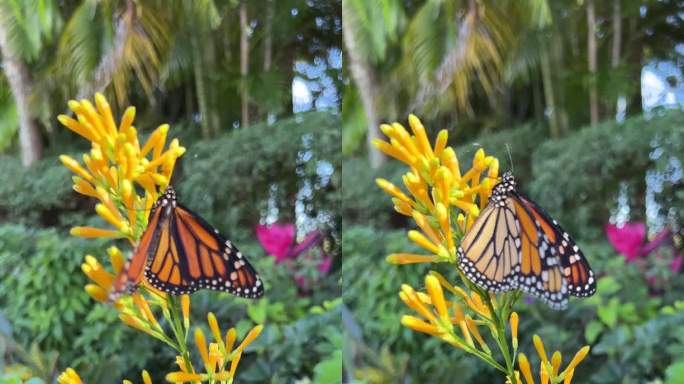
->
<box><xmin>605</xmin><ymin>222</ymin><xmax>646</xmax><ymax>262</ymax></box>
<box><xmin>255</xmin><ymin>223</ymin><xmax>330</xmax><ymax>288</ymax></box>
<box><xmin>255</xmin><ymin>223</ymin><xmax>296</xmax><ymax>263</ymax></box>
<box><xmin>605</xmin><ymin>222</ymin><xmax>682</xmax><ymax>274</ymax></box>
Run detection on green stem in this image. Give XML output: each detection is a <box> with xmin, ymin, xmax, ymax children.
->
<box><xmin>167</xmin><ymin>295</ymin><xmax>195</xmax><ymax>377</ymax></box>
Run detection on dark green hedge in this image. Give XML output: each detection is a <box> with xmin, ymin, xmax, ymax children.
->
<box><xmin>176</xmin><ymin>111</ymin><xmax>341</xmax><ymax>242</ymax></box>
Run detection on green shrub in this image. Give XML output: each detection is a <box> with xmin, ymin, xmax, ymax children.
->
<box><xmin>342</xmin><ymin>225</ymin><xmax>484</xmax><ymax>383</ymax></box>
<box><xmin>0</xmin><ymin>156</ymin><xmax>76</xmax><ymax>227</ymax></box>
<box><xmin>0</xmin><ymin>225</ymin><xmax>156</xmax><ymax>382</ymax></box>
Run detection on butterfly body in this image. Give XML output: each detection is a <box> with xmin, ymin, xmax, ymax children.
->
<box><xmin>458</xmin><ymin>172</ymin><xmax>595</xmax><ymax>309</ymax></box>
<box><xmin>111</xmin><ymin>186</ymin><xmax>264</xmax><ymax>299</ymax></box>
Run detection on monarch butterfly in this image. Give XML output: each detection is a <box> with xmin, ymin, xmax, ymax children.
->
<box><xmin>457</xmin><ymin>171</ymin><xmax>595</xmax><ymax>309</ymax></box>
<box><xmin>110</xmin><ymin>186</ymin><xmax>264</xmax><ymax>299</ymax></box>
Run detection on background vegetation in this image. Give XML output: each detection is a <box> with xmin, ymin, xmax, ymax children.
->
<box><xmin>0</xmin><ymin>1</ymin><xmax>341</xmax><ymax>383</ymax></box>
<box><xmin>342</xmin><ymin>1</ymin><xmax>684</xmax><ymax>383</ymax></box>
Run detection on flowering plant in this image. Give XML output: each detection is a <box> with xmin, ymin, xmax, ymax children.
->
<box><xmin>256</xmin><ymin>223</ymin><xmax>330</xmax><ymax>290</ymax></box>
<box><xmin>373</xmin><ymin>115</ymin><xmax>591</xmax><ymax>383</ymax></box>
<box><xmin>55</xmin><ymin>94</ymin><xmax>261</xmax><ymax>383</ymax></box>
<box><xmin>606</xmin><ymin>222</ymin><xmax>683</xmax><ymax>289</ymax></box>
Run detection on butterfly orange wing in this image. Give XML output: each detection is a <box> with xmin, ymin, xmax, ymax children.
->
<box><xmin>144</xmin><ymin>203</ymin><xmax>264</xmax><ymax>298</ymax></box>
<box><xmin>109</xmin><ymin>206</ymin><xmax>163</xmax><ymax>299</ymax></box>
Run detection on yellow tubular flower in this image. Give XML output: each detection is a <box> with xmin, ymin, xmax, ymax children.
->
<box><xmin>235</xmin><ymin>325</ymin><xmax>263</xmax><ymax>354</ymax></box>
<box><xmin>181</xmin><ymin>295</ymin><xmax>191</xmax><ymax>330</ymax></box>
<box><xmin>60</xmin><ymin>155</ymin><xmax>93</xmax><ymax>182</ymax></box>
<box><xmin>207</xmin><ymin>343</ymin><xmax>220</xmax><ymax>374</ymax></box>
<box><xmin>208</xmin><ymin>312</ymin><xmax>226</xmax><ymax>353</ymax></box>
<box><xmin>540</xmin><ymin>361</ymin><xmax>549</xmax><ymax>384</ymax></box>
<box><xmin>465</xmin><ymin>316</ymin><xmax>489</xmax><ymax>352</ymax></box>
<box><xmin>407</xmin><ymin>230</ymin><xmax>441</xmax><ymax>255</ymax></box>
<box><xmin>195</xmin><ymin>328</ymin><xmax>209</xmax><ymax>366</ymax></box>
<box><xmin>165</xmin><ymin>372</ymin><xmax>203</xmax><ymax>383</ymax></box>
<box><xmin>120</xmin><ymin>313</ymin><xmax>153</xmax><ymax>336</ymax></box>
<box><xmin>551</xmin><ymin>351</ymin><xmax>562</xmax><ymax>376</ymax></box>
<box><xmin>510</xmin><ymin>312</ymin><xmax>519</xmax><ymax>349</ymax></box>
<box><xmin>425</xmin><ymin>275</ymin><xmax>447</xmax><ymax>319</ymax></box>
<box><xmin>82</xmin><ymin>255</ymin><xmax>115</xmax><ymax>290</ymax></box>
<box><xmin>386</xmin><ymin>253</ymin><xmax>437</xmax><ymax>264</ymax></box>
<box><xmin>563</xmin><ymin>346</ymin><xmax>590</xmax><ymax>374</ymax></box>
<box><xmin>225</xmin><ymin>328</ymin><xmax>237</xmax><ymax>354</ymax></box>
<box><xmin>400</xmin><ymin>285</ymin><xmax>437</xmax><ymax>322</ymax></box>
<box><xmin>401</xmin><ymin>315</ymin><xmax>441</xmax><ymax>336</ymax></box>
<box><xmin>411</xmin><ymin>211</ymin><xmax>442</xmax><ymax>246</ymax></box>
<box><xmin>434</xmin><ymin>130</ymin><xmax>448</xmax><ymax>159</ymax></box>
<box><xmin>375</xmin><ymin>179</ymin><xmax>414</xmax><ymax>206</ymax></box>
<box><xmin>533</xmin><ymin>334</ymin><xmax>549</xmax><ymax>365</ymax></box>
<box><xmin>132</xmin><ymin>293</ymin><xmax>160</xmax><ymax>330</ymax></box>
<box><xmin>517</xmin><ymin>353</ymin><xmax>534</xmax><ymax>384</ymax></box>
<box><xmin>141</xmin><ymin>370</ymin><xmax>153</xmax><ymax>384</ymax></box>
<box><xmin>563</xmin><ymin>369</ymin><xmax>575</xmax><ymax>384</ymax></box>
<box><xmin>72</xmin><ymin>176</ymin><xmax>98</xmax><ymax>197</ymax></box>
<box><xmin>85</xmin><ymin>284</ymin><xmax>109</xmax><ymax>302</ymax></box>
<box><xmin>228</xmin><ymin>352</ymin><xmax>243</xmax><ymax>382</ymax></box>
<box><xmin>57</xmin><ymin>368</ymin><xmax>83</xmax><ymax>384</ymax></box>
<box><xmin>408</xmin><ymin>114</ymin><xmax>434</xmax><ymax>158</ymax></box>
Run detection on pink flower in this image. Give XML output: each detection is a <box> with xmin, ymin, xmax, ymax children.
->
<box><xmin>256</xmin><ymin>223</ymin><xmax>295</xmax><ymax>263</ymax></box>
<box><xmin>290</xmin><ymin>231</ymin><xmax>324</xmax><ymax>258</ymax></box>
<box><xmin>605</xmin><ymin>222</ymin><xmax>646</xmax><ymax>262</ymax></box>
<box><xmin>318</xmin><ymin>255</ymin><xmax>332</xmax><ymax>273</ymax></box>
<box><xmin>641</xmin><ymin>229</ymin><xmax>672</xmax><ymax>255</ymax></box>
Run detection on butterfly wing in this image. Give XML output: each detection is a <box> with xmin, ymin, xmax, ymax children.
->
<box><xmin>110</xmin><ymin>206</ymin><xmax>164</xmax><ymax>299</ymax></box>
<box><xmin>508</xmin><ymin>194</ymin><xmax>568</xmax><ymax>309</ymax></box>
<box><xmin>143</xmin><ymin>209</ymin><xmax>197</xmax><ymax>295</ymax></box>
<box><xmin>458</xmin><ymin>202</ymin><xmax>519</xmax><ymax>292</ymax></box>
<box><xmin>147</xmin><ymin>204</ymin><xmax>264</xmax><ymax>298</ymax></box>
<box><xmin>516</xmin><ymin>193</ymin><xmax>596</xmax><ymax>298</ymax></box>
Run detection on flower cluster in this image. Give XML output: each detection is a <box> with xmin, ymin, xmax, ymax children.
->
<box><xmin>57</xmin><ymin>94</ymin><xmax>261</xmax><ymax>383</ymax></box>
<box><xmin>58</xmin><ymin>93</ymin><xmax>185</xmax><ymax>242</ymax></box>
<box><xmin>516</xmin><ymin>336</ymin><xmax>590</xmax><ymax>384</ymax></box>
<box><xmin>374</xmin><ymin>114</ymin><xmax>499</xmax><ymax>265</ymax></box>
<box><xmin>374</xmin><ymin>115</ymin><xmax>591</xmax><ymax>383</ymax></box>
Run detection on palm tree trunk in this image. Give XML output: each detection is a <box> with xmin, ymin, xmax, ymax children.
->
<box><xmin>203</xmin><ymin>32</ymin><xmax>220</xmax><ymax>135</ymax></box>
<box><xmin>540</xmin><ymin>47</ymin><xmax>559</xmax><ymax>138</ymax></box>
<box><xmin>0</xmin><ymin>18</ymin><xmax>42</xmax><ymax>166</ymax></box>
<box><xmin>263</xmin><ymin>0</ymin><xmax>273</xmax><ymax>72</ymax></box>
<box><xmin>587</xmin><ymin>0</ymin><xmax>599</xmax><ymax>125</ymax></box>
<box><xmin>192</xmin><ymin>32</ymin><xmax>211</xmax><ymax>138</ymax></box>
<box><xmin>240</xmin><ymin>0</ymin><xmax>250</xmax><ymax>127</ymax></box>
<box><xmin>342</xmin><ymin>0</ymin><xmax>384</xmax><ymax>169</ymax></box>
<box><xmin>612</xmin><ymin>0</ymin><xmax>624</xmax><ymax>121</ymax></box>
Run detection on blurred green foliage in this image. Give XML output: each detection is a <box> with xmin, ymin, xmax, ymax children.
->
<box><xmin>344</xmin><ymin>111</ymin><xmax>684</xmax><ymax>383</ymax></box>
<box><xmin>178</xmin><ymin>111</ymin><xmax>341</xmax><ymax>242</ymax></box>
<box><xmin>0</xmin><ymin>225</ymin><xmax>158</xmax><ymax>382</ymax></box>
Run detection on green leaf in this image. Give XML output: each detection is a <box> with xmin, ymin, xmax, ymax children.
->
<box><xmin>312</xmin><ymin>350</ymin><xmax>342</xmax><ymax>384</ymax></box>
<box><xmin>247</xmin><ymin>298</ymin><xmax>268</xmax><ymax>324</ymax></box>
<box><xmin>597</xmin><ymin>298</ymin><xmax>620</xmax><ymax>328</ymax></box>
<box><xmin>666</xmin><ymin>361</ymin><xmax>684</xmax><ymax>384</ymax></box>
<box><xmin>596</xmin><ymin>276</ymin><xmax>621</xmax><ymax>296</ymax></box>
<box><xmin>585</xmin><ymin>320</ymin><xmax>604</xmax><ymax>343</ymax></box>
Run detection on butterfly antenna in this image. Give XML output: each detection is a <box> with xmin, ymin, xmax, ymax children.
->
<box><xmin>505</xmin><ymin>144</ymin><xmax>514</xmax><ymax>173</ymax></box>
